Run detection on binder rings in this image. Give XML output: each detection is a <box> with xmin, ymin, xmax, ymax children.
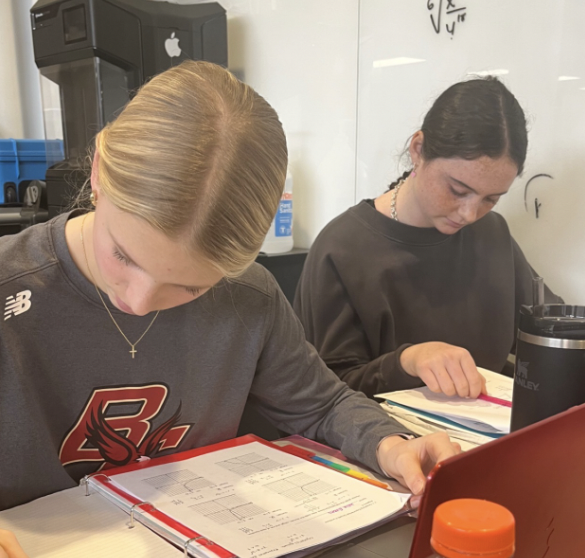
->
<box><xmin>84</xmin><ymin>434</ymin><xmax>411</xmax><ymax>558</ymax></box>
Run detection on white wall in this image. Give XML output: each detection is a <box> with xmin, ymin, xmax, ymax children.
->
<box><xmin>0</xmin><ymin>0</ymin><xmax>43</xmax><ymax>139</ymax></box>
<box><xmin>3</xmin><ymin>0</ymin><xmax>585</xmax><ymax>302</ymax></box>
<box><xmin>0</xmin><ymin>0</ymin><xmax>25</xmax><ymax>138</ymax></box>
<box><xmin>173</xmin><ymin>0</ymin><xmax>360</xmax><ymax>249</ymax></box>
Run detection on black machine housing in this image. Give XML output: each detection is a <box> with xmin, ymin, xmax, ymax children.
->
<box><xmin>30</xmin><ymin>0</ymin><xmax>227</xmax><ymax>218</ymax></box>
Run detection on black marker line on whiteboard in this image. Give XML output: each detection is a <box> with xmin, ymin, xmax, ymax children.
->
<box><xmin>535</xmin><ymin>198</ymin><xmax>542</xmax><ymax>218</ymax></box>
<box><xmin>428</xmin><ymin>0</ymin><xmax>443</xmax><ymax>34</ymax></box>
<box><xmin>524</xmin><ymin>173</ymin><xmax>553</xmax><ymax>215</ymax></box>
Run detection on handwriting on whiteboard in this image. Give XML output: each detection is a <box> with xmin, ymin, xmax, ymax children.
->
<box><xmin>524</xmin><ymin>173</ymin><xmax>554</xmax><ymax>219</ymax></box>
<box><xmin>428</xmin><ymin>0</ymin><xmax>467</xmax><ymax>38</ymax></box>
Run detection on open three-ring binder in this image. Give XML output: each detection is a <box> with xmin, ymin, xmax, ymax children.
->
<box><xmin>85</xmin><ymin>473</ymin><xmax>234</xmax><ymax>558</ymax></box>
<box><xmin>82</xmin><ymin>434</ymin><xmax>411</xmax><ymax>558</ymax></box>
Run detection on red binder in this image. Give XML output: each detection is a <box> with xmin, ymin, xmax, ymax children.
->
<box><xmin>86</xmin><ymin>434</ymin><xmax>408</xmax><ymax>558</ymax></box>
<box><xmin>86</xmin><ymin>436</ymin><xmax>261</xmax><ymax>558</ymax></box>
<box><xmin>409</xmin><ymin>402</ymin><xmax>585</xmax><ymax>558</ymax></box>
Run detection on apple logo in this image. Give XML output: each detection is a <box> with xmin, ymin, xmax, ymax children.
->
<box><xmin>164</xmin><ymin>32</ymin><xmax>181</xmax><ymax>58</ymax></box>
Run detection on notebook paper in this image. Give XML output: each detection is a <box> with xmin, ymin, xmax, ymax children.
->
<box><xmin>0</xmin><ymin>486</ymin><xmax>182</xmax><ymax>557</ymax></box>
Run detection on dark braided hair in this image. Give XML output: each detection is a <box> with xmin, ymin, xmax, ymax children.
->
<box><xmin>388</xmin><ymin>170</ymin><xmax>412</xmax><ymax>190</ymax></box>
<box><xmin>388</xmin><ymin>77</ymin><xmax>527</xmax><ymax>191</ymax></box>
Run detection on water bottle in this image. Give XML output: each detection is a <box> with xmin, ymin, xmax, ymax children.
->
<box><xmin>426</xmin><ymin>499</ymin><xmax>515</xmax><ymax>558</ymax></box>
<box><xmin>260</xmin><ymin>168</ymin><xmax>294</xmax><ymax>254</ymax></box>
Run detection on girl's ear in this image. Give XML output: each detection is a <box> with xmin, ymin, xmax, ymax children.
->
<box><xmin>90</xmin><ymin>149</ymin><xmax>101</xmax><ymax>198</ymax></box>
<box><xmin>409</xmin><ymin>131</ymin><xmax>425</xmax><ymax>167</ymax></box>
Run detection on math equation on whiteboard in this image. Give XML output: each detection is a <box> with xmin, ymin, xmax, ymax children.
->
<box><xmin>428</xmin><ymin>0</ymin><xmax>467</xmax><ymax>37</ymax></box>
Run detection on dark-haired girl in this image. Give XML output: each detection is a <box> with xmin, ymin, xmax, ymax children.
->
<box><xmin>294</xmin><ymin>78</ymin><xmax>561</xmax><ymax>400</ymax></box>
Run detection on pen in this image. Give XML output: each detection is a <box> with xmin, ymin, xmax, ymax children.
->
<box><xmin>478</xmin><ymin>393</ymin><xmax>512</xmax><ymax>408</ymax></box>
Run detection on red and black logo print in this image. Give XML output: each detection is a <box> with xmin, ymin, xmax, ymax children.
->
<box><xmin>60</xmin><ymin>384</ymin><xmax>192</xmax><ymax>470</ymax></box>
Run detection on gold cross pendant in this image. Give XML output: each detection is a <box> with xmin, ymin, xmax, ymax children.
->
<box><xmin>130</xmin><ymin>347</ymin><xmax>137</xmax><ymax>358</ymax></box>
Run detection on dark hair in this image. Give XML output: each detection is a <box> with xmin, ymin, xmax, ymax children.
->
<box><xmin>389</xmin><ymin>77</ymin><xmax>527</xmax><ymax>189</ymax></box>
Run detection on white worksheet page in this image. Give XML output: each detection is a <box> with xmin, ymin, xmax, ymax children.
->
<box><xmin>109</xmin><ymin>441</ymin><xmax>405</xmax><ymax>558</ymax></box>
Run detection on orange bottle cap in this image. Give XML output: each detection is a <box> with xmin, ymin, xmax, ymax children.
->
<box><xmin>431</xmin><ymin>499</ymin><xmax>515</xmax><ymax>558</ymax></box>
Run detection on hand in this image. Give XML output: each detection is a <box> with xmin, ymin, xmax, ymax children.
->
<box><xmin>377</xmin><ymin>432</ymin><xmax>461</xmax><ymax>497</ymax></box>
<box><xmin>0</xmin><ymin>530</ymin><xmax>27</xmax><ymax>558</ymax></box>
<box><xmin>400</xmin><ymin>342</ymin><xmax>486</xmax><ymax>398</ymax></box>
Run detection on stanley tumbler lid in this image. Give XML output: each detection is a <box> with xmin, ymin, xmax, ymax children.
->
<box><xmin>519</xmin><ymin>304</ymin><xmax>585</xmax><ymax>340</ymax></box>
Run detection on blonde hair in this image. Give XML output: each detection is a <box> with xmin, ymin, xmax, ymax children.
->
<box><xmin>93</xmin><ymin>61</ymin><xmax>287</xmax><ymax>277</ymax></box>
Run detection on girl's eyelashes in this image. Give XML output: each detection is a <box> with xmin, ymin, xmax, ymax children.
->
<box><xmin>450</xmin><ymin>187</ymin><xmax>467</xmax><ymax>198</ymax></box>
<box><xmin>111</xmin><ymin>247</ymin><xmax>203</xmax><ymax>296</ymax></box>
<box><xmin>113</xmin><ymin>247</ymin><xmax>131</xmax><ymax>265</ymax></box>
<box><xmin>450</xmin><ymin>186</ymin><xmax>499</xmax><ymax>206</ymax></box>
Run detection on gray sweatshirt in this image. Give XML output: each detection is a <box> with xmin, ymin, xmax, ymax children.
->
<box><xmin>0</xmin><ymin>212</ymin><xmax>409</xmax><ymax>510</ymax></box>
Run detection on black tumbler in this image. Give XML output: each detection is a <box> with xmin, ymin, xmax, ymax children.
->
<box><xmin>510</xmin><ymin>304</ymin><xmax>585</xmax><ymax>431</ymax></box>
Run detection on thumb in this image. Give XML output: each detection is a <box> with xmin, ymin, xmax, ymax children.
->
<box><xmin>480</xmin><ymin>374</ymin><xmax>488</xmax><ymax>395</ymax></box>
<box><xmin>0</xmin><ymin>530</ymin><xmax>28</xmax><ymax>558</ymax></box>
<box><xmin>395</xmin><ymin>452</ymin><xmax>427</xmax><ymax>495</ymax></box>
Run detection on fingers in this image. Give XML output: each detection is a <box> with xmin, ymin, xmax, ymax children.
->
<box><xmin>422</xmin><ymin>431</ymin><xmax>461</xmax><ymax>463</ymax></box>
<box><xmin>480</xmin><ymin>373</ymin><xmax>488</xmax><ymax>395</ymax></box>
<box><xmin>379</xmin><ymin>433</ymin><xmax>461</xmax><ymax>496</ymax></box>
<box><xmin>401</xmin><ymin>342</ymin><xmax>483</xmax><ymax>398</ymax></box>
<box><xmin>394</xmin><ymin>451</ymin><xmax>427</xmax><ymax>495</ymax></box>
<box><xmin>0</xmin><ymin>530</ymin><xmax>28</xmax><ymax>558</ymax></box>
<box><xmin>454</xmin><ymin>351</ymin><xmax>484</xmax><ymax>398</ymax></box>
<box><xmin>417</xmin><ymin>367</ymin><xmax>442</xmax><ymax>393</ymax></box>
<box><xmin>404</xmin><ymin>433</ymin><xmax>460</xmax><ymax>493</ymax></box>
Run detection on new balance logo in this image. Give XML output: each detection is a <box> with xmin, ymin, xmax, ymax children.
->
<box><xmin>4</xmin><ymin>290</ymin><xmax>32</xmax><ymax>320</ymax></box>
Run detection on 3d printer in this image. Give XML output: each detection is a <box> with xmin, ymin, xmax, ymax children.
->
<box><xmin>31</xmin><ymin>0</ymin><xmax>227</xmax><ymax>219</ymax></box>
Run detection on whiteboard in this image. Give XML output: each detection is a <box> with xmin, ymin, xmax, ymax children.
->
<box><xmin>356</xmin><ymin>0</ymin><xmax>585</xmax><ymax>304</ymax></box>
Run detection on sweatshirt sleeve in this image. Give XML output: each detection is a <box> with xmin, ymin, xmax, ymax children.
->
<box><xmin>293</xmin><ymin>246</ymin><xmax>423</xmax><ymax>398</ymax></box>
<box><xmin>250</xmin><ymin>274</ymin><xmax>414</xmax><ymax>474</ymax></box>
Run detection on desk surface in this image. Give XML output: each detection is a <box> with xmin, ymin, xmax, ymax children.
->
<box><xmin>319</xmin><ymin>517</ymin><xmax>416</xmax><ymax>558</ymax></box>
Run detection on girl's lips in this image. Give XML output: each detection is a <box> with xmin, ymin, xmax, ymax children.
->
<box><xmin>115</xmin><ymin>295</ymin><xmax>135</xmax><ymax>315</ymax></box>
<box><xmin>446</xmin><ymin>217</ymin><xmax>464</xmax><ymax>229</ymax></box>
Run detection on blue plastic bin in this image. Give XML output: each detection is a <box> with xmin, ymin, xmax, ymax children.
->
<box><xmin>0</xmin><ymin>139</ymin><xmax>64</xmax><ymax>203</ymax></box>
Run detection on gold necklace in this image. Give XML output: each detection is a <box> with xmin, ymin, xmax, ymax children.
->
<box><xmin>390</xmin><ymin>179</ymin><xmax>404</xmax><ymax>221</ymax></box>
<box><xmin>80</xmin><ymin>213</ymin><xmax>160</xmax><ymax>359</ymax></box>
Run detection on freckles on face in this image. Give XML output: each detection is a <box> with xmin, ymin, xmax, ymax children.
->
<box><xmin>417</xmin><ymin>156</ymin><xmax>518</xmax><ymax>232</ymax></box>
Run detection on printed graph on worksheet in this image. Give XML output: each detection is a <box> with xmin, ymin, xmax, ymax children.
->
<box><xmin>215</xmin><ymin>452</ymin><xmax>285</xmax><ymax>476</ymax></box>
<box><xmin>264</xmin><ymin>473</ymin><xmax>334</xmax><ymax>502</ymax></box>
<box><xmin>142</xmin><ymin>469</ymin><xmax>215</xmax><ymax>497</ymax></box>
<box><xmin>190</xmin><ymin>494</ymin><xmax>266</xmax><ymax>525</ymax></box>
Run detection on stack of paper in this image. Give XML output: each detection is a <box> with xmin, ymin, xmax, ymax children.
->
<box><xmin>0</xmin><ymin>486</ymin><xmax>182</xmax><ymax>557</ymax></box>
<box><xmin>379</xmin><ymin>401</ymin><xmax>495</xmax><ymax>451</ymax></box>
<box><xmin>376</xmin><ymin>368</ymin><xmax>513</xmax><ymax>444</ymax></box>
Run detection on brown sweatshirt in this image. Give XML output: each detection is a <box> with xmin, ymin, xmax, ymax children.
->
<box><xmin>294</xmin><ymin>200</ymin><xmax>561</xmax><ymax>398</ymax></box>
